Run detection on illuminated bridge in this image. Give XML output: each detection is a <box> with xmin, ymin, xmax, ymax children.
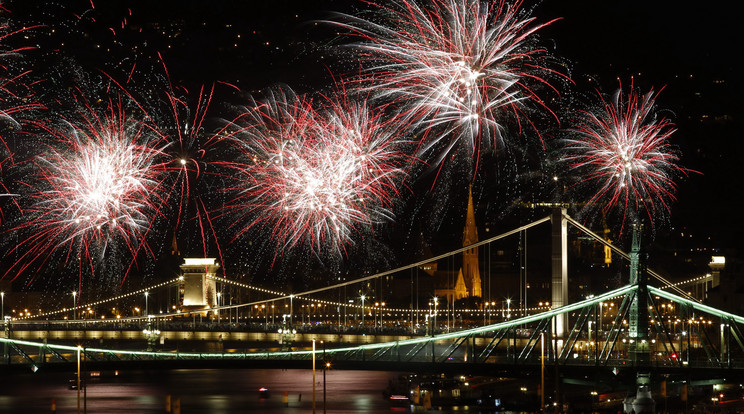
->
<box><xmin>3</xmin><ymin>210</ymin><xmax>743</xmax><ymax>389</ymax></box>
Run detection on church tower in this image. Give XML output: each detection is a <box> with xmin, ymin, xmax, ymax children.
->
<box><xmin>462</xmin><ymin>186</ymin><xmax>482</xmax><ymax>298</ymax></box>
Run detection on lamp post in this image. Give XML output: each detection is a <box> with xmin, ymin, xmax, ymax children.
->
<box><xmin>217</xmin><ymin>292</ymin><xmax>221</xmax><ymax>324</ymax></box>
<box><xmin>599</xmin><ymin>301</ymin><xmax>604</xmax><ymax>332</ymax></box>
<box><xmin>360</xmin><ymin>295</ymin><xmax>366</xmax><ymax>327</ymax></box>
<box><xmin>262</xmin><ymin>304</ymin><xmax>267</xmax><ymax>329</ymax></box>
<box><xmin>312</xmin><ymin>339</ymin><xmax>317</xmax><ymax>414</ymax></box>
<box><xmin>483</xmin><ymin>301</ymin><xmax>487</xmax><ymax>326</ymax></box>
<box><xmin>541</xmin><ymin>332</ymin><xmax>545</xmax><ymax>412</ymax></box>
<box><xmin>380</xmin><ymin>302</ymin><xmax>386</xmax><ymax>329</ymax></box>
<box><xmin>77</xmin><ymin>346</ymin><xmax>81</xmax><ymax>414</ymax></box>
<box><xmin>321</xmin><ymin>341</ymin><xmax>328</xmax><ymax>414</ymax></box>
<box><xmin>72</xmin><ymin>291</ymin><xmax>77</xmax><ymax>320</ymax></box>
<box><xmin>144</xmin><ymin>292</ymin><xmax>149</xmax><ymax>317</ymax></box>
<box><xmin>324</xmin><ymin>360</ymin><xmax>330</xmax><ymax>414</ymax></box>
<box><xmin>432</xmin><ymin>296</ymin><xmax>438</xmax><ymax>334</ymax></box>
<box><xmin>374</xmin><ymin>302</ymin><xmax>379</xmax><ymax>328</ymax></box>
<box><xmin>1</xmin><ymin>291</ymin><xmax>4</xmax><ymax>324</ymax></box>
<box><xmin>143</xmin><ymin>326</ymin><xmax>161</xmax><ymax>351</ymax></box>
<box><xmin>289</xmin><ymin>294</ymin><xmax>294</xmax><ymax>327</ymax></box>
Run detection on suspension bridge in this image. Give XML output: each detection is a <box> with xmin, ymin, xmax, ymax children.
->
<box><xmin>2</xmin><ymin>209</ymin><xmax>742</xmax><ymax>410</ymax></box>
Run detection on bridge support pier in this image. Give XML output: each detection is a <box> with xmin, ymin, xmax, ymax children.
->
<box><xmin>627</xmin><ymin>373</ymin><xmax>656</xmax><ymax>414</ymax></box>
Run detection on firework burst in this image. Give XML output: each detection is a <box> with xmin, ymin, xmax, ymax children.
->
<box><xmin>219</xmin><ymin>87</ymin><xmax>407</xmax><ymax>257</ymax></box>
<box><xmin>4</xmin><ymin>93</ymin><xmax>170</xmax><ymax>280</ymax></box>
<box><xmin>562</xmin><ymin>83</ymin><xmax>687</xmax><ymax>230</ymax></box>
<box><xmin>335</xmin><ymin>0</ymin><xmax>565</xmax><ymax>166</ymax></box>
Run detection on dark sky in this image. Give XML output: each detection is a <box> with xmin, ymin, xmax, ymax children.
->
<box><xmin>11</xmin><ymin>1</ymin><xmax>738</xmax><ymax>88</ymax></box>
<box><xmin>537</xmin><ymin>1</ymin><xmax>743</xmax><ymax>253</ymax></box>
<box><xmin>4</xmin><ymin>0</ymin><xmax>743</xmax><ymax>274</ymax></box>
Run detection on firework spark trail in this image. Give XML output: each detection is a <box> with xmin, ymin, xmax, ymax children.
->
<box><xmin>218</xmin><ymin>87</ymin><xmax>407</xmax><ymax>257</ymax></box>
<box><xmin>3</xmin><ymin>93</ymin><xmax>171</xmax><ymax>281</ymax></box>
<box><xmin>1</xmin><ymin>8</ymin><xmax>46</xmax><ymax>218</ymax></box>
<box><xmin>333</xmin><ymin>0</ymin><xmax>564</xmax><ymax>166</ymax></box>
<box><xmin>108</xmin><ymin>53</ymin><xmax>238</xmax><ymax>267</ymax></box>
<box><xmin>563</xmin><ymin>84</ymin><xmax>687</xmax><ymax>231</ymax></box>
<box><xmin>156</xmin><ymin>79</ymin><xmax>231</xmax><ymax>266</ymax></box>
<box><xmin>158</xmin><ymin>78</ymin><xmax>214</xmax><ymax>226</ymax></box>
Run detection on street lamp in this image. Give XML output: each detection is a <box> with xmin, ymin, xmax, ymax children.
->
<box><xmin>360</xmin><ymin>295</ymin><xmax>366</xmax><ymax>327</ymax></box>
<box><xmin>374</xmin><ymin>302</ymin><xmax>379</xmax><ymax>328</ymax></box>
<box><xmin>262</xmin><ymin>304</ymin><xmax>267</xmax><ymax>329</ymax></box>
<box><xmin>217</xmin><ymin>292</ymin><xmax>222</xmax><ymax>323</ymax></box>
<box><xmin>380</xmin><ymin>302</ymin><xmax>386</xmax><ymax>329</ymax></box>
<box><xmin>72</xmin><ymin>291</ymin><xmax>77</xmax><ymax>320</ymax></box>
<box><xmin>1</xmin><ymin>291</ymin><xmax>4</xmax><ymax>323</ymax></box>
<box><xmin>483</xmin><ymin>301</ymin><xmax>487</xmax><ymax>325</ymax></box>
<box><xmin>289</xmin><ymin>294</ymin><xmax>294</xmax><ymax>327</ymax></box>
<box><xmin>144</xmin><ymin>291</ymin><xmax>149</xmax><ymax>317</ymax></box>
<box><xmin>143</xmin><ymin>326</ymin><xmax>161</xmax><ymax>351</ymax></box>
<box><xmin>432</xmin><ymin>296</ymin><xmax>439</xmax><ymax>334</ymax></box>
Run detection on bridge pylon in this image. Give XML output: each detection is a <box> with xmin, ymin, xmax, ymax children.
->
<box><xmin>627</xmin><ymin>223</ymin><xmax>655</xmax><ymax>413</ymax></box>
<box><xmin>551</xmin><ymin>207</ymin><xmax>568</xmax><ymax>339</ymax></box>
<box><xmin>628</xmin><ymin>223</ymin><xmax>650</xmax><ymax>366</ymax></box>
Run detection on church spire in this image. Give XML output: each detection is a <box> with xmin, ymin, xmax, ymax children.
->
<box><xmin>171</xmin><ymin>228</ymin><xmax>180</xmax><ymax>257</ymax></box>
<box><xmin>463</xmin><ymin>185</ymin><xmax>478</xmax><ymax>246</ymax></box>
<box><xmin>461</xmin><ymin>186</ymin><xmax>482</xmax><ymax>298</ymax></box>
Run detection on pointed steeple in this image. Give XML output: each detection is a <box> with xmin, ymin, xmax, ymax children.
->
<box><xmin>171</xmin><ymin>228</ymin><xmax>180</xmax><ymax>257</ymax></box>
<box><xmin>455</xmin><ymin>270</ymin><xmax>468</xmax><ymax>300</ymax></box>
<box><xmin>463</xmin><ymin>185</ymin><xmax>478</xmax><ymax>246</ymax></box>
<box><xmin>461</xmin><ymin>186</ymin><xmax>482</xmax><ymax>297</ymax></box>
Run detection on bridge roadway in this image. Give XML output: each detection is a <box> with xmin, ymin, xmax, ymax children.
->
<box><xmin>6</xmin><ymin>322</ymin><xmax>552</xmax><ymax>357</ymax></box>
<box><xmin>5</xmin><ymin>323</ymin><xmax>744</xmax><ymax>381</ymax></box>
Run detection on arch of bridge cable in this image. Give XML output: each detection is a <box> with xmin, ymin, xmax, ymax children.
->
<box><xmin>16</xmin><ymin>212</ymin><xmax>697</xmax><ymax>323</ymax></box>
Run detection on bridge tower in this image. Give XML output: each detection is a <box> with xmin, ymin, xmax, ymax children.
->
<box><xmin>628</xmin><ymin>224</ymin><xmax>650</xmax><ymax>366</ymax></box>
<box><xmin>551</xmin><ymin>207</ymin><xmax>568</xmax><ymax>338</ymax></box>
<box><xmin>627</xmin><ymin>223</ymin><xmax>655</xmax><ymax>413</ymax></box>
<box><xmin>179</xmin><ymin>258</ymin><xmax>220</xmax><ymax>313</ymax></box>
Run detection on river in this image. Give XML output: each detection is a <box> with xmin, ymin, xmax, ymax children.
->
<box><xmin>0</xmin><ymin>368</ymin><xmax>427</xmax><ymax>413</ymax></box>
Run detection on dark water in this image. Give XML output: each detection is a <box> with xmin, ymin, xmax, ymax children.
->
<box><xmin>0</xmin><ymin>368</ymin><xmax>420</xmax><ymax>413</ymax></box>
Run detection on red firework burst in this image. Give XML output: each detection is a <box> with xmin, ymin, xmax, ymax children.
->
<box><xmin>4</xmin><ymin>92</ymin><xmax>171</xmax><ymax>281</ymax></box>
<box><xmin>217</xmin><ymin>86</ymin><xmax>407</xmax><ymax>257</ymax></box>
<box><xmin>334</xmin><ymin>0</ymin><xmax>566</xmax><ymax>166</ymax></box>
<box><xmin>563</xmin><ymin>83</ymin><xmax>690</xmax><ymax>230</ymax></box>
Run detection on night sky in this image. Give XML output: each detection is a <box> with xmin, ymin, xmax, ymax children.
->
<box><xmin>2</xmin><ymin>0</ymin><xmax>742</xmax><ymax>289</ymax></box>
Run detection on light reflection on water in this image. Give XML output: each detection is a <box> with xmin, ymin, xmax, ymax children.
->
<box><xmin>0</xmin><ymin>368</ymin><xmax>421</xmax><ymax>413</ymax></box>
